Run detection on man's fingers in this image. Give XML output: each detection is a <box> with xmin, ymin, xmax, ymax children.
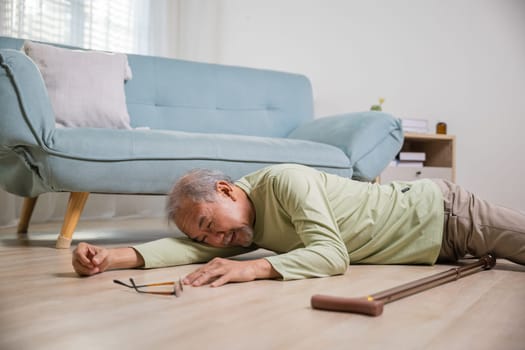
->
<box><xmin>72</xmin><ymin>255</ymin><xmax>99</xmax><ymax>276</ymax></box>
<box><xmin>91</xmin><ymin>249</ymin><xmax>108</xmax><ymax>266</ymax></box>
<box><xmin>182</xmin><ymin>269</ymin><xmax>203</xmax><ymax>284</ymax></box>
<box><xmin>94</xmin><ymin>253</ymin><xmax>110</xmax><ymax>272</ymax></box>
<box><xmin>210</xmin><ymin>274</ymin><xmax>230</xmax><ymax>287</ymax></box>
<box><xmin>183</xmin><ymin>259</ymin><xmax>244</xmax><ymax>287</ymax></box>
<box><xmin>184</xmin><ymin>267</ymin><xmax>223</xmax><ymax>286</ymax></box>
<box><xmin>183</xmin><ymin>261</ymin><xmax>215</xmax><ymax>284</ymax></box>
<box><xmin>75</xmin><ymin>255</ymin><xmax>94</xmax><ymax>268</ymax></box>
<box><xmin>73</xmin><ymin>244</ymin><xmax>95</xmax><ymax>268</ymax></box>
<box><xmin>72</xmin><ymin>243</ymin><xmax>108</xmax><ymax>276</ymax></box>
<box><xmin>76</xmin><ymin>265</ymin><xmax>100</xmax><ymax>276</ymax></box>
<box><xmin>192</xmin><ymin>270</ymin><xmax>216</xmax><ymax>286</ymax></box>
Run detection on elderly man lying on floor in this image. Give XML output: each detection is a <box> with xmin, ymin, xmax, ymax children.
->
<box><xmin>72</xmin><ymin>164</ymin><xmax>525</xmax><ymax>287</ymax></box>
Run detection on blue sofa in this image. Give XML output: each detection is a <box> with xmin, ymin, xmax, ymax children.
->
<box><xmin>0</xmin><ymin>36</ymin><xmax>403</xmax><ymax>248</ymax></box>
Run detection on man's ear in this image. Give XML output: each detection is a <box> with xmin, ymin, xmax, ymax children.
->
<box><xmin>216</xmin><ymin>181</ymin><xmax>236</xmax><ymax>200</ymax></box>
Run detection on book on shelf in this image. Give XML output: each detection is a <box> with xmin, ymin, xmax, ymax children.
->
<box><xmin>388</xmin><ymin>160</ymin><xmax>424</xmax><ymax>167</ymax></box>
<box><xmin>399</xmin><ymin>151</ymin><xmax>426</xmax><ymax>161</ymax></box>
<box><xmin>403</xmin><ymin>126</ymin><xmax>428</xmax><ymax>133</ymax></box>
<box><xmin>397</xmin><ymin>161</ymin><xmax>424</xmax><ymax>167</ymax></box>
<box><xmin>402</xmin><ymin>118</ymin><xmax>428</xmax><ymax>133</ymax></box>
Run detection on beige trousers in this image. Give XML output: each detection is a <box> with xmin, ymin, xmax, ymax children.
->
<box><xmin>432</xmin><ymin>179</ymin><xmax>525</xmax><ymax>265</ymax></box>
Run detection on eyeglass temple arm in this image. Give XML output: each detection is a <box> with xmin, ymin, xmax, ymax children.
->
<box><xmin>113</xmin><ymin>279</ymin><xmax>134</xmax><ymax>288</ymax></box>
<box><xmin>113</xmin><ymin>278</ymin><xmax>152</xmax><ymax>291</ymax></box>
<box><xmin>113</xmin><ymin>278</ymin><xmax>183</xmax><ymax>297</ymax></box>
<box><xmin>129</xmin><ymin>278</ymin><xmax>143</xmax><ymax>293</ymax></box>
<box><xmin>114</xmin><ymin>279</ymin><xmax>172</xmax><ymax>289</ymax></box>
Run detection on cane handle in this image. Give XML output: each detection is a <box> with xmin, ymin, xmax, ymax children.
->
<box><xmin>311</xmin><ymin>294</ymin><xmax>384</xmax><ymax>316</ymax></box>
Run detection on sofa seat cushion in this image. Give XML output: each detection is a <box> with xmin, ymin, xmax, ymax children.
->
<box><xmin>31</xmin><ymin>128</ymin><xmax>351</xmax><ymax>194</ymax></box>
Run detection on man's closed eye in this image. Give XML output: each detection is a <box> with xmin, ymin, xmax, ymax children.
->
<box><xmin>192</xmin><ymin>235</ymin><xmax>207</xmax><ymax>243</ymax></box>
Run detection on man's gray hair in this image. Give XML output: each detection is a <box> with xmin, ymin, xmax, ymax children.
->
<box><xmin>166</xmin><ymin>169</ymin><xmax>233</xmax><ymax>222</ymax></box>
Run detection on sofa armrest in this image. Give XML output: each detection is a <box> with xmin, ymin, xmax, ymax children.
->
<box><xmin>0</xmin><ymin>49</ymin><xmax>59</xmax><ymax>196</ymax></box>
<box><xmin>287</xmin><ymin>111</ymin><xmax>403</xmax><ymax>181</ymax></box>
<box><xmin>0</xmin><ymin>49</ymin><xmax>56</xmax><ymax>148</ymax></box>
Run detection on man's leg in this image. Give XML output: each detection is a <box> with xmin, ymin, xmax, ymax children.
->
<box><xmin>433</xmin><ymin>179</ymin><xmax>525</xmax><ymax>265</ymax></box>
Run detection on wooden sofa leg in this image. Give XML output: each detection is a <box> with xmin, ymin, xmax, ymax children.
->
<box><xmin>17</xmin><ymin>197</ymin><xmax>39</xmax><ymax>234</ymax></box>
<box><xmin>56</xmin><ymin>192</ymin><xmax>90</xmax><ymax>249</ymax></box>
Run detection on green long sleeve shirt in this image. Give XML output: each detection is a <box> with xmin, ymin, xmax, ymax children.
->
<box><xmin>134</xmin><ymin>164</ymin><xmax>444</xmax><ymax>280</ymax></box>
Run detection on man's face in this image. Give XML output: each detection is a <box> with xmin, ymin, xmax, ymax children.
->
<box><xmin>175</xmin><ymin>192</ymin><xmax>254</xmax><ymax>248</ymax></box>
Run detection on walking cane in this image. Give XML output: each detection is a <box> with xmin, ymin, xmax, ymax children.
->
<box><xmin>311</xmin><ymin>254</ymin><xmax>496</xmax><ymax>316</ymax></box>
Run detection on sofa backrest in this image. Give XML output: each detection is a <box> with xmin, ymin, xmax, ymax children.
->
<box><xmin>0</xmin><ymin>36</ymin><xmax>314</xmax><ymax>138</ymax></box>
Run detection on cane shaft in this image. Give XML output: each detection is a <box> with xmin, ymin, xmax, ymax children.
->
<box><xmin>311</xmin><ymin>255</ymin><xmax>495</xmax><ymax>316</ymax></box>
<box><xmin>372</xmin><ymin>255</ymin><xmax>493</xmax><ymax>303</ymax></box>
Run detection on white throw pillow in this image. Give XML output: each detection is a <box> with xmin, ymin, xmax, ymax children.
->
<box><xmin>23</xmin><ymin>41</ymin><xmax>132</xmax><ymax>129</ymax></box>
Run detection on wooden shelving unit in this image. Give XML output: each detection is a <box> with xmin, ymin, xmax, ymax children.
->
<box><xmin>379</xmin><ymin>132</ymin><xmax>456</xmax><ymax>183</ymax></box>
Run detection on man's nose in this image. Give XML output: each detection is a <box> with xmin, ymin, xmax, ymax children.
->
<box><xmin>207</xmin><ymin>228</ymin><xmax>224</xmax><ymax>236</ymax></box>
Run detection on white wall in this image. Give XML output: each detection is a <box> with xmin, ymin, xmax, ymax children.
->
<box><xmin>181</xmin><ymin>0</ymin><xmax>525</xmax><ymax>211</ymax></box>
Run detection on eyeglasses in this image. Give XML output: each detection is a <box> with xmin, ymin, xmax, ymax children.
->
<box><xmin>113</xmin><ymin>278</ymin><xmax>183</xmax><ymax>297</ymax></box>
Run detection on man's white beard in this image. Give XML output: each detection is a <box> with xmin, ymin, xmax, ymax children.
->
<box><xmin>237</xmin><ymin>225</ymin><xmax>254</xmax><ymax>247</ymax></box>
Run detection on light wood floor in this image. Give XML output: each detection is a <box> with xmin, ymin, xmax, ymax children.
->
<box><xmin>1</xmin><ymin>217</ymin><xmax>524</xmax><ymax>350</ymax></box>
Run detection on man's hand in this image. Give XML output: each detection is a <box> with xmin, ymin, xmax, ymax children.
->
<box><xmin>72</xmin><ymin>242</ymin><xmax>111</xmax><ymax>276</ymax></box>
<box><xmin>72</xmin><ymin>242</ymin><xmax>145</xmax><ymax>276</ymax></box>
<box><xmin>183</xmin><ymin>257</ymin><xmax>280</xmax><ymax>287</ymax></box>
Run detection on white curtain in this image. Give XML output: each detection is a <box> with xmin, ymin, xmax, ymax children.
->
<box><xmin>0</xmin><ymin>0</ymin><xmax>222</xmax><ymax>227</ymax></box>
<box><xmin>1</xmin><ymin>0</ymin><xmax>145</xmax><ymax>53</ymax></box>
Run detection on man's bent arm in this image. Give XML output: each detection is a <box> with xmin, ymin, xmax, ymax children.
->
<box><xmin>253</xmin><ymin>258</ymin><xmax>280</xmax><ymax>280</ymax></box>
<box><xmin>263</xmin><ymin>168</ymin><xmax>350</xmax><ymax>280</ymax></box>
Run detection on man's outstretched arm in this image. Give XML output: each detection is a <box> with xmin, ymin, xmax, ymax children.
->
<box><xmin>72</xmin><ymin>238</ymin><xmax>255</xmax><ymax>276</ymax></box>
<box><xmin>72</xmin><ymin>242</ymin><xmax>144</xmax><ymax>276</ymax></box>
